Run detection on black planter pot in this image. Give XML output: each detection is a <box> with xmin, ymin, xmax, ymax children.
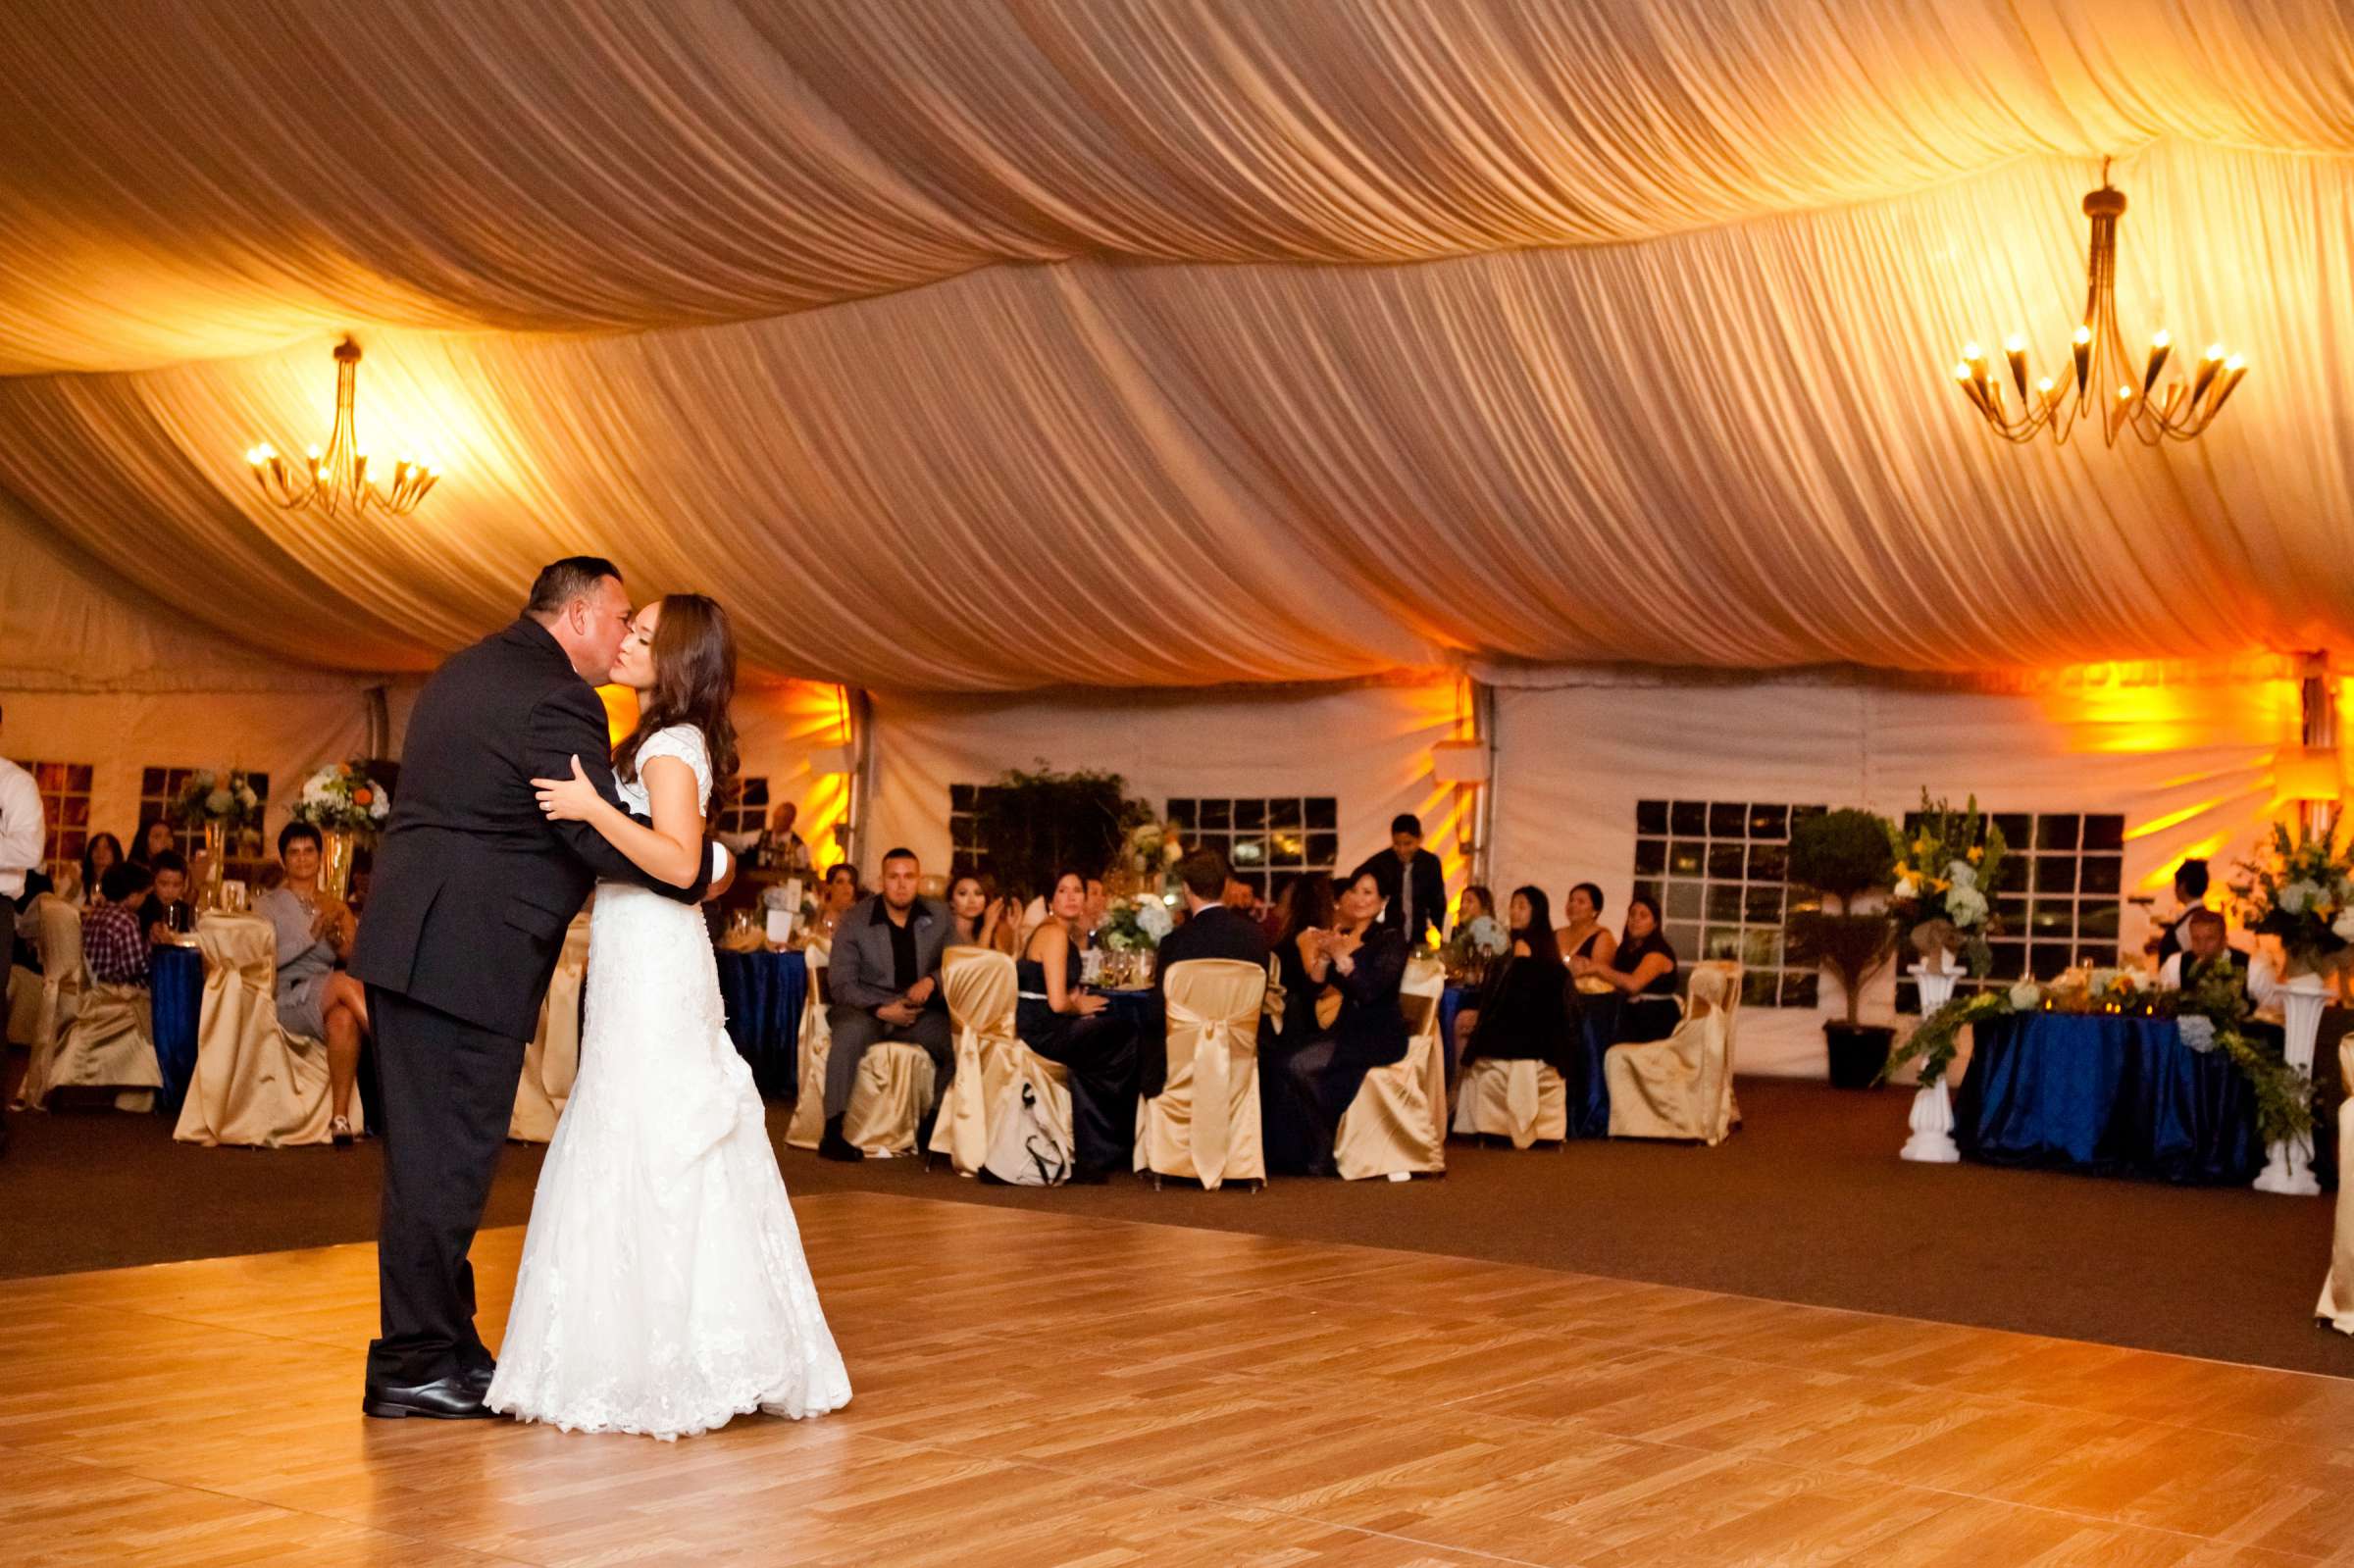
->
<box><xmin>1823</xmin><ymin>1022</ymin><xmax>1895</xmax><ymax>1089</ymax></box>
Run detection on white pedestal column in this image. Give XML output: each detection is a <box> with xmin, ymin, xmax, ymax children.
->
<box><xmin>1900</xmin><ymin>961</ymin><xmax>1963</xmax><ymax>1163</ymax></box>
<box><xmin>2253</xmin><ymin>971</ymin><xmax>2327</xmax><ymax>1196</ymax></box>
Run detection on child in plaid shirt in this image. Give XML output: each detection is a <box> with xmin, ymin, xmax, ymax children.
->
<box><xmin>83</xmin><ymin>863</ymin><xmax>153</xmax><ymax>986</ymax></box>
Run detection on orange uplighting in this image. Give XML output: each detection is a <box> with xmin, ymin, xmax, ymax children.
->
<box><xmin>596</xmin><ymin>683</ymin><xmax>639</xmax><ymax>745</ymax></box>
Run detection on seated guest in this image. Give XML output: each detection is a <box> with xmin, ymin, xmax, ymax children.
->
<box><xmin>946</xmin><ymin>873</ymin><xmax>1016</xmax><ymax>954</ymax></box>
<box><xmin>83</xmin><ymin>864</ymin><xmax>155</xmax><ymax>987</ymax></box>
<box><xmin>1351</xmin><ymin>813</ymin><xmax>1447</xmax><ymax>947</ymax></box>
<box><xmin>1554</xmin><ymin>882</ymin><xmax>1617</xmax><ymax>968</ymax></box>
<box><xmin>820</xmin><ymin>847</ymin><xmax>954</xmax><ymax>1162</ymax></box>
<box><xmin>138</xmin><ymin>851</ymin><xmax>194</xmax><ymax>946</ymax></box>
<box><xmin>1574</xmin><ymin>892</ymin><xmax>1680</xmax><ymax>1041</ymax></box>
<box><xmin>1083</xmin><ymin>876</ymin><xmax>1108</xmax><ymax>936</ymax></box>
<box><xmin>1464</xmin><ymin>886</ymin><xmax>1574</xmax><ymax>1075</ymax></box>
<box><xmin>809</xmin><ymin>861</ymin><xmax>860</xmax><ymax>940</ymax></box>
<box><xmin>68</xmin><ymin>833</ymin><xmax>126</xmax><ymax>910</ymax></box>
<box><xmin>1148</xmin><ymin>848</ymin><xmax>1271</xmax><ymax>1098</ymax></box>
<box><xmin>129</xmin><ymin>818</ymin><xmax>178</xmax><ymax>870</ymax></box>
<box><xmin>257</xmin><ymin>821</ymin><xmax>371</xmax><ymax>1145</ymax></box>
<box><xmin>1219</xmin><ymin>872</ymin><xmax>1272</xmax><ymax>934</ymax></box>
<box><xmin>1266</xmin><ymin>868</ymin><xmax>1409</xmax><ymax>1176</ymax></box>
<box><xmin>2158</xmin><ymin>908</ymin><xmax>2284</xmax><ymax>1008</ymax></box>
<box><xmin>1016</xmin><ymin>869</ymin><xmax>1143</xmax><ymax>1181</ymax></box>
<box><xmin>1258</xmin><ymin>873</ymin><xmax>1334</xmax><ymax>1172</ymax></box>
<box><xmin>1446</xmin><ymin>884</ymin><xmax>1497</xmax><ymax>1057</ymax></box>
<box><xmin>2151</xmin><ymin>858</ymin><xmax>2211</xmax><ymax>971</ymax></box>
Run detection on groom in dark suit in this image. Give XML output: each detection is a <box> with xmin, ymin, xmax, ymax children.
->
<box><xmin>352</xmin><ymin>557</ymin><xmax>719</xmax><ymax>1420</ymax></box>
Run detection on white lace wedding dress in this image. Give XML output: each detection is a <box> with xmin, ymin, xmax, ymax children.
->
<box><xmin>486</xmin><ymin>723</ymin><xmax>850</xmax><ymax>1440</ymax></box>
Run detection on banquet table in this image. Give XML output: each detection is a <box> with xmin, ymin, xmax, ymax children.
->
<box><xmin>147</xmin><ymin>943</ymin><xmax>204</xmax><ymax>1116</ymax></box>
<box><xmin>713</xmin><ymin>947</ymin><xmax>806</xmax><ymax>1100</ymax></box>
<box><xmin>1954</xmin><ymin>1011</ymin><xmax>2265</xmax><ymax>1186</ymax></box>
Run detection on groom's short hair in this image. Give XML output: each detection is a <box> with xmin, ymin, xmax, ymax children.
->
<box><xmin>526</xmin><ymin>556</ymin><xmax>623</xmax><ymax>615</ymax></box>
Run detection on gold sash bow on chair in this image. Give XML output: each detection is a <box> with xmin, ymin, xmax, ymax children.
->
<box><xmin>1338</xmin><ymin>957</ymin><xmax>1451</xmax><ymax>1178</ymax></box>
<box><xmin>786</xmin><ymin>938</ymin><xmax>832</xmax><ymax>1149</ymax></box>
<box><xmin>933</xmin><ymin>947</ymin><xmax>1021</xmax><ymax>1174</ymax></box>
<box><xmin>1141</xmin><ymin>958</ymin><xmax>1266</xmax><ymax>1190</ymax></box>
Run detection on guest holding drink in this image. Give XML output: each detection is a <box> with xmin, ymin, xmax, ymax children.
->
<box><xmin>257</xmin><ymin>821</ymin><xmax>372</xmax><ymax>1144</ymax></box>
<box><xmin>138</xmin><ymin>851</ymin><xmax>194</xmax><ymax>945</ymax></box>
<box><xmin>1573</xmin><ymin>892</ymin><xmax>1680</xmax><ymax>1041</ymax></box>
<box><xmin>68</xmin><ymin>833</ymin><xmax>126</xmax><ymax>910</ymax></box>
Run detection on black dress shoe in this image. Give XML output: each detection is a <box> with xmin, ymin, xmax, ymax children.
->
<box><xmin>362</xmin><ymin>1376</ymin><xmax>495</xmax><ymax>1420</ymax></box>
<box><xmin>461</xmin><ymin>1359</ymin><xmax>496</xmax><ymax>1391</ymax></box>
<box><xmin>816</xmin><ymin>1115</ymin><xmax>863</xmax><ymax>1163</ymax></box>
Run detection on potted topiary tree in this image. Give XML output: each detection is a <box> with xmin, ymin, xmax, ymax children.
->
<box><xmin>1785</xmin><ymin>808</ymin><xmax>1899</xmax><ymax>1088</ymax></box>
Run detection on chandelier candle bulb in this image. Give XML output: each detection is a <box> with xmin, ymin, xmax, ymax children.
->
<box><xmin>2004</xmin><ymin>334</ymin><xmax>2028</xmax><ymax>397</ymax></box>
<box><xmin>2071</xmin><ymin>326</ymin><xmax>2092</xmax><ymax>395</ymax></box>
<box><xmin>2142</xmin><ymin>331</ymin><xmax>2171</xmax><ymax>394</ymax></box>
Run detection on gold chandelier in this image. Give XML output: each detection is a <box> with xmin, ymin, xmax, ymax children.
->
<box><xmin>1951</xmin><ymin>163</ymin><xmax>2245</xmax><ymax>446</ymax></box>
<box><xmin>243</xmin><ymin>336</ymin><xmax>441</xmax><ymax>514</ymax></box>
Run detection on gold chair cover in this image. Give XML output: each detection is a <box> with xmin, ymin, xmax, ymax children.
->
<box><xmin>1451</xmin><ymin>1055</ymin><xmax>1567</xmax><ymax>1148</ymax></box>
<box><xmin>2319</xmin><ymin>1036</ymin><xmax>2354</xmax><ymax>1335</ymax></box>
<box><xmin>509</xmin><ymin>910</ymin><xmax>591</xmax><ymax>1142</ymax></box>
<box><xmin>841</xmin><ymin>1041</ymin><xmax>936</xmax><ymax>1155</ymax></box>
<box><xmin>11</xmin><ymin>895</ymin><xmax>86</xmax><ymax>1107</ymax></box>
<box><xmin>1336</xmin><ymin>955</ymin><xmax>1449</xmax><ymax>1178</ymax></box>
<box><xmin>1135</xmin><ymin>957</ymin><xmax>1266</xmax><ymax>1189</ymax></box>
<box><xmin>785</xmin><ymin>938</ymin><xmax>832</xmax><ymax>1149</ymax></box>
<box><xmin>1605</xmin><ymin>965</ymin><xmax>1736</xmax><ymax>1144</ymax></box>
<box><xmin>38</xmin><ymin>981</ymin><xmax>161</xmax><ymax>1112</ymax></box>
<box><xmin>173</xmin><ymin>912</ymin><xmax>334</xmax><ymax>1147</ymax></box>
<box><xmin>928</xmin><ymin>945</ymin><xmax>1072</xmax><ymax>1176</ymax></box>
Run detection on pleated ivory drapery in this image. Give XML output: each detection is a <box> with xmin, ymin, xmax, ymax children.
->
<box><xmin>1</xmin><ymin>3</ymin><xmax>2351</xmax><ymax>691</ymax></box>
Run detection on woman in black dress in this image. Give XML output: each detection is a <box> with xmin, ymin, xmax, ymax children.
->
<box><xmin>1267</xmin><ymin>869</ymin><xmax>1408</xmax><ymax>1176</ymax></box>
<box><xmin>1573</xmin><ymin>892</ymin><xmax>1681</xmax><ymax>1042</ymax></box>
<box><xmin>1552</xmin><ymin>882</ymin><xmax>1617</xmax><ymax>969</ymax></box>
<box><xmin>1016</xmin><ymin>869</ymin><xmax>1141</xmax><ymax>1179</ymax></box>
<box><xmin>1258</xmin><ymin>872</ymin><xmax>1335</xmax><ymax>1174</ymax></box>
<box><xmin>1463</xmin><ymin>885</ymin><xmax>1574</xmax><ymax>1075</ymax></box>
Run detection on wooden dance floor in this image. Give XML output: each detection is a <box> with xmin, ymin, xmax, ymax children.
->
<box><xmin>6</xmin><ymin>1190</ymin><xmax>2351</xmax><ymax>1567</ymax></box>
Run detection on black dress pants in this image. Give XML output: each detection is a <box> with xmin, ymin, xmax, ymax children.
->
<box><xmin>365</xmin><ymin>986</ymin><xmax>524</xmax><ymax>1388</ymax></box>
<box><xmin>1027</xmin><ymin>1011</ymin><xmax>1142</xmax><ymax>1175</ymax></box>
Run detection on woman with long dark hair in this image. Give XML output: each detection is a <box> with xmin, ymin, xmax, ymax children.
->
<box><xmin>1265</xmin><ymin>868</ymin><xmax>1408</xmax><ymax>1176</ymax></box>
<box><xmin>72</xmin><ymin>831</ymin><xmax>125</xmax><ymax>907</ymax></box>
<box><xmin>511</xmin><ymin>592</ymin><xmax>849</xmax><ymax>1439</ymax></box>
<box><xmin>1552</xmin><ymin>882</ymin><xmax>1616</xmax><ymax>967</ymax></box>
<box><xmin>1464</xmin><ymin>885</ymin><xmax>1573</xmax><ymax>1076</ymax></box>
<box><xmin>1016</xmin><ymin>868</ymin><xmax>1143</xmax><ymax>1179</ymax></box>
<box><xmin>1574</xmin><ymin>891</ymin><xmax>1681</xmax><ymax>1042</ymax></box>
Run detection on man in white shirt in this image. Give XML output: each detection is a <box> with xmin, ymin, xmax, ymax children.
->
<box><xmin>2158</xmin><ymin>908</ymin><xmax>2283</xmax><ymax>1010</ymax></box>
<box><xmin>0</xmin><ymin>704</ymin><xmax>48</xmax><ymax>922</ymax></box>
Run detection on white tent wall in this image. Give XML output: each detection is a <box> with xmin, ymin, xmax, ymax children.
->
<box><xmin>863</xmin><ymin>680</ymin><xmax>1472</xmax><ymax>891</ymax></box>
<box><xmin>1488</xmin><ymin>663</ymin><xmax>2306</xmax><ymax>1078</ymax></box>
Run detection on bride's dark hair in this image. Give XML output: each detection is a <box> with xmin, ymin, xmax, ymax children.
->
<box><xmin>614</xmin><ymin>592</ymin><xmax>739</xmax><ymax>812</ymax></box>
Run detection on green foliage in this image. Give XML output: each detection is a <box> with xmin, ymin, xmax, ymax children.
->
<box><xmin>973</xmin><ymin>764</ymin><xmax>1148</xmax><ymax>902</ymax></box>
<box><xmin>1787</xmin><ymin>911</ymin><xmax>1897</xmax><ymax>1027</ymax></box>
<box><xmin>1880</xmin><ymin>989</ymin><xmax>2012</xmax><ymax>1088</ymax></box>
<box><xmin>1887</xmin><ymin>790</ymin><xmax>2007</xmax><ymax>978</ymax></box>
<box><xmin>1788</xmin><ymin>809</ymin><xmax>1897</xmax><ymax>908</ymax></box>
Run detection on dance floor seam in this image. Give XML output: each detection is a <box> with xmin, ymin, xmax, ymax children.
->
<box><xmin>9</xmin><ymin>1191</ymin><xmax>2352</xmax><ymax>1566</ymax></box>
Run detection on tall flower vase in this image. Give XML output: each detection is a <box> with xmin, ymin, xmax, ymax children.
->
<box><xmin>320</xmin><ymin>829</ymin><xmax>358</xmax><ymax>903</ymax></box>
<box><xmin>199</xmin><ymin>819</ymin><xmax>227</xmax><ymax>908</ymax></box>
<box><xmin>2253</xmin><ymin>971</ymin><xmax>2328</xmax><ymax>1196</ymax></box>
<box><xmin>1900</xmin><ymin>959</ymin><xmax>1962</xmax><ymax>1163</ymax></box>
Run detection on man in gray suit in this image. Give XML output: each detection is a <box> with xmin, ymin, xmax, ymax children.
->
<box><xmin>819</xmin><ymin>846</ymin><xmax>953</xmax><ymax>1161</ymax></box>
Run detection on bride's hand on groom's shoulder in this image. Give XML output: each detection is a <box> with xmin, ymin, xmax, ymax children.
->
<box><xmin>533</xmin><ymin>755</ymin><xmax>604</xmax><ymax>823</ymax></box>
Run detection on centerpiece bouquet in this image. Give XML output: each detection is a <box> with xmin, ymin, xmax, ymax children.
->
<box><xmin>1439</xmin><ymin>914</ymin><xmax>1509</xmax><ymax>986</ymax></box>
<box><xmin>1885</xmin><ymin>791</ymin><xmax>2007</xmax><ymax>977</ymax></box>
<box><xmin>2233</xmin><ymin>822</ymin><xmax>2354</xmax><ymax>980</ymax></box>
<box><xmin>1098</xmin><ymin>890</ymin><xmax>1174</xmax><ymax>986</ymax></box>
<box><xmin>172</xmin><ymin>768</ymin><xmax>264</xmax><ymax>834</ymax></box>
<box><xmin>290</xmin><ymin>760</ymin><xmax>392</xmax><ymax>835</ymax></box>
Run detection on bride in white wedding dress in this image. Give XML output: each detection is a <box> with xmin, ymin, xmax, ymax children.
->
<box><xmin>488</xmin><ymin>592</ymin><xmax>849</xmax><ymax>1440</ymax></box>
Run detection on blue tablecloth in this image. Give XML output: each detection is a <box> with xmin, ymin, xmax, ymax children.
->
<box><xmin>1954</xmin><ymin>1011</ymin><xmax>2264</xmax><ymax>1186</ymax></box>
<box><xmin>148</xmin><ymin>944</ymin><xmax>203</xmax><ymax>1116</ymax></box>
<box><xmin>713</xmin><ymin>948</ymin><xmax>806</xmax><ymax>1100</ymax></box>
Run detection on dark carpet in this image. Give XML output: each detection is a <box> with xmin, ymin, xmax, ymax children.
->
<box><xmin>3</xmin><ymin>1059</ymin><xmax>2346</xmax><ymax>1379</ymax></box>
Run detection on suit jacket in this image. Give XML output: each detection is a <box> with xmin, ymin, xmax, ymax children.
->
<box><xmin>1143</xmin><ymin>904</ymin><xmax>1272</xmax><ymax>1096</ymax></box>
<box><xmin>828</xmin><ymin>894</ymin><xmax>953</xmax><ymax>1013</ymax></box>
<box><xmin>1350</xmin><ymin>847</ymin><xmax>1447</xmax><ymax>946</ymax></box>
<box><xmin>351</xmin><ymin>617</ymin><xmax>711</xmax><ymax>1040</ymax></box>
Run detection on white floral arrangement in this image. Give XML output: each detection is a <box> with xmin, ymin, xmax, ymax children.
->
<box><xmin>290</xmin><ymin>760</ymin><xmax>392</xmax><ymax>835</ymax></box>
<box><xmin>1100</xmin><ymin>892</ymin><xmax>1175</xmax><ymax>952</ymax></box>
<box><xmin>172</xmin><ymin>767</ymin><xmax>263</xmax><ymax>830</ymax></box>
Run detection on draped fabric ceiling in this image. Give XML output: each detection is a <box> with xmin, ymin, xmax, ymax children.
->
<box><xmin>3</xmin><ymin>1</ymin><xmax>2351</xmax><ymax>691</ymax></box>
